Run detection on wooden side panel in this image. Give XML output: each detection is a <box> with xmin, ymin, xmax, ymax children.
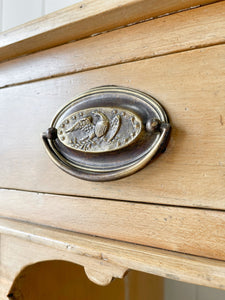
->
<box><xmin>1</xmin><ymin>256</ymin><xmax>162</xmax><ymax>300</ymax></box>
<box><xmin>0</xmin><ymin>277</ymin><xmax>12</xmax><ymax>300</ymax></box>
<box><xmin>0</xmin><ymin>235</ymin><xmax>124</xmax><ymax>298</ymax></box>
<box><xmin>0</xmin><ymin>0</ymin><xmax>220</xmax><ymax>61</ymax></box>
<box><xmin>9</xmin><ymin>261</ymin><xmax>126</xmax><ymax>300</ymax></box>
<box><xmin>0</xmin><ymin>45</ymin><xmax>224</xmax><ymax>209</ymax></box>
<box><xmin>1</xmin><ymin>1</ymin><xmax>225</xmax><ymax>88</ymax></box>
<box><xmin>1</xmin><ymin>189</ymin><xmax>225</xmax><ymax>261</ymax></box>
<box><xmin>125</xmin><ymin>271</ymin><xmax>163</xmax><ymax>300</ymax></box>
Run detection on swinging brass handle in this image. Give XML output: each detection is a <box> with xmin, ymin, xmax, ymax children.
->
<box><xmin>42</xmin><ymin>86</ymin><xmax>171</xmax><ymax>181</ymax></box>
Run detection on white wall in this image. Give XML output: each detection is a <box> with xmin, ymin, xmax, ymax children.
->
<box><xmin>0</xmin><ymin>0</ymin><xmax>81</xmax><ymax>31</ymax></box>
<box><xmin>0</xmin><ymin>0</ymin><xmax>2</xmax><ymax>31</ymax></box>
<box><xmin>165</xmin><ymin>280</ymin><xmax>225</xmax><ymax>300</ymax></box>
<box><xmin>1</xmin><ymin>1</ymin><xmax>225</xmax><ymax>299</ymax></box>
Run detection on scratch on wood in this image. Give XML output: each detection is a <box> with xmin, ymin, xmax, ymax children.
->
<box><xmin>220</xmin><ymin>115</ymin><xmax>224</xmax><ymax>126</ymax></box>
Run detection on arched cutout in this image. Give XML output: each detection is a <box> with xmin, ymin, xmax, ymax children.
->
<box><xmin>8</xmin><ymin>260</ymin><xmax>126</xmax><ymax>300</ymax></box>
<box><xmin>7</xmin><ymin>260</ymin><xmax>163</xmax><ymax>300</ymax></box>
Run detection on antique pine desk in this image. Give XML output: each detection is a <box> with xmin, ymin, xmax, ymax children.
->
<box><xmin>0</xmin><ymin>0</ymin><xmax>225</xmax><ymax>298</ymax></box>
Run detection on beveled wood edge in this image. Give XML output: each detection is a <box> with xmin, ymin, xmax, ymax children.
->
<box><xmin>1</xmin><ymin>217</ymin><xmax>225</xmax><ymax>290</ymax></box>
<box><xmin>1</xmin><ymin>1</ymin><xmax>225</xmax><ymax>88</ymax></box>
<box><xmin>2</xmin><ymin>188</ymin><xmax>225</xmax><ymax>259</ymax></box>
<box><xmin>0</xmin><ymin>0</ymin><xmax>220</xmax><ymax>62</ymax></box>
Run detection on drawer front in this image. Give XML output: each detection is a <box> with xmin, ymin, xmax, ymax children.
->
<box><xmin>0</xmin><ymin>44</ymin><xmax>225</xmax><ymax>209</ymax></box>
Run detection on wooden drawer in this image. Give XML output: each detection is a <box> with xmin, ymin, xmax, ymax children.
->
<box><xmin>0</xmin><ymin>1</ymin><xmax>225</xmax><ymax>209</ymax></box>
<box><xmin>0</xmin><ymin>0</ymin><xmax>225</xmax><ymax>295</ymax></box>
<box><xmin>1</xmin><ymin>37</ymin><xmax>225</xmax><ymax>208</ymax></box>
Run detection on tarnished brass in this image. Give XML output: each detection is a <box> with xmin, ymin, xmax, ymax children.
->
<box><xmin>58</xmin><ymin>107</ymin><xmax>142</xmax><ymax>153</ymax></box>
<box><xmin>42</xmin><ymin>86</ymin><xmax>171</xmax><ymax>181</ymax></box>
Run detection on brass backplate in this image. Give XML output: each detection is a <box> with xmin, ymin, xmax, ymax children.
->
<box><xmin>43</xmin><ymin>86</ymin><xmax>170</xmax><ymax>181</ymax></box>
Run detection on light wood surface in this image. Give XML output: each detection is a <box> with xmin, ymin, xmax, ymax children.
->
<box><xmin>1</xmin><ymin>218</ymin><xmax>225</xmax><ymax>295</ymax></box>
<box><xmin>1</xmin><ymin>1</ymin><xmax>224</xmax><ymax>296</ymax></box>
<box><xmin>1</xmin><ymin>1</ymin><xmax>225</xmax><ymax>88</ymax></box>
<box><xmin>0</xmin><ymin>45</ymin><xmax>224</xmax><ymax>209</ymax></box>
<box><xmin>0</xmin><ymin>0</ymin><xmax>220</xmax><ymax>62</ymax></box>
<box><xmin>1</xmin><ymin>189</ymin><xmax>225</xmax><ymax>261</ymax></box>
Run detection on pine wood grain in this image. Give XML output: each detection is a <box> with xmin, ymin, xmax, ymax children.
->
<box><xmin>1</xmin><ymin>218</ymin><xmax>225</xmax><ymax>294</ymax></box>
<box><xmin>1</xmin><ymin>189</ymin><xmax>225</xmax><ymax>261</ymax></box>
<box><xmin>0</xmin><ymin>0</ymin><xmax>220</xmax><ymax>62</ymax></box>
<box><xmin>1</xmin><ymin>1</ymin><xmax>225</xmax><ymax>88</ymax></box>
<box><xmin>1</xmin><ymin>2</ymin><xmax>224</xmax><ymax>297</ymax></box>
<box><xmin>0</xmin><ymin>45</ymin><xmax>224</xmax><ymax>209</ymax></box>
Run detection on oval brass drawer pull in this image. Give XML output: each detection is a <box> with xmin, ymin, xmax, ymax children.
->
<box><xmin>42</xmin><ymin>86</ymin><xmax>170</xmax><ymax>181</ymax></box>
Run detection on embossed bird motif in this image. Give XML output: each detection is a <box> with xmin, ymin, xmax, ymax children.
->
<box><xmin>66</xmin><ymin>112</ymin><xmax>109</xmax><ymax>140</ymax></box>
